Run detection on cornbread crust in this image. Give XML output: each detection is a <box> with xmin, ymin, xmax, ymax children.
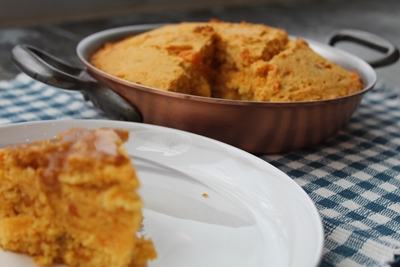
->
<box><xmin>0</xmin><ymin>128</ymin><xmax>156</xmax><ymax>267</ymax></box>
<box><xmin>91</xmin><ymin>23</ymin><xmax>216</xmax><ymax>97</ymax></box>
<box><xmin>233</xmin><ymin>39</ymin><xmax>364</xmax><ymax>102</ymax></box>
<box><xmin>90</xmin><ymin>20</ymin><xmax>363</xmax><ymax>101</ymax></box>
<box><xmin>209</xmin><ymin>20</ymin><xmax>289</xmax><ymax>70</ymax></box>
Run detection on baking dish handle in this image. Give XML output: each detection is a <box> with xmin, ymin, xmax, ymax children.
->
<box><xmin>326</xmin><ymin>29</ymin><xmax>400</xmax><ymax>68</ymax></box>
<box><xmin>11</xmin><ymin>44</ymin><xmax>142</xmax><ymax>122</ymax></box>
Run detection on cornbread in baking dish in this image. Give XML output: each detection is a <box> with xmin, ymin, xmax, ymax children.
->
<box><xmin>90</xmin><ymin>20</ymin><xmax>363</xmax><ymax>102</ymax></box>
<box><xmin>0</xmin><ymin>128</ymin><xmax>156</xmax><ymax>267</ymax></box>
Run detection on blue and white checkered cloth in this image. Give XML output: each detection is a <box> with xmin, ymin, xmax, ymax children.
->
<box><xmin>263</xmin><ymin>82</ymin><xmax>400</xmax><ymax>266</ymax></box>
<box><xmin>1</xmin><ymin>73</ymin><xmax>400</xmax><ymax>267</ymax></box>
<box><xmin>0</xmin><ymin>73</ymin><xmax>110</xmax><ymax>124</ymax></box>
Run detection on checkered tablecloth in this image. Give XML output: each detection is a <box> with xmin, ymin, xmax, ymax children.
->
<box><xmin>1</xmin><ymin>73</ymin><xmax>400</xmax><ymax>267</ymax></box>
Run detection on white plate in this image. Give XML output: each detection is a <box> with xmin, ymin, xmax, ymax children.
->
<box><xmin>0</xmin><ymin>119</ymin><xmax>324</xmax><ymax>267</ymax></box>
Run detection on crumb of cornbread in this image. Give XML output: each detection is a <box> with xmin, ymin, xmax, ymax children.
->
<box><xmin>90</xmin><ymin>20</ymin><xmax>363</xmax><ymax>101</ymax></box>
<box><xmin>0</xmin><ymin>128</ymin><xmax>156</xmax><ymax>267</ymax></box>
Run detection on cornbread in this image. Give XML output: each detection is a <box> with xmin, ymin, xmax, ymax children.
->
<box><xmin>90</xmin><ymin>20</ymin><xmax>363</xmax><ymax>102</ymax></box>
<box><xmin>91</xmin><ymin>23</ymin><xmax>216</xmax><ymax>97</ymax></box>
<box><xmin>0</xmin><ymin>128</ymin><xmax>156</xmax><ymax>267</ymax></box>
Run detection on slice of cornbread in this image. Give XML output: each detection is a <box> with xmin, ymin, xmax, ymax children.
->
<box><xmin>210</xmin><ymin>20</ymin><xmax>289</xmax><ymax>70</ymax></box>
<box><xmin>241</xmin><ymin>39</ymin><xmax>363</xmax><ymax>102</ymax></box>
<box><xmin>91</xmin><ymin>23</ymin><xmax>216</xmax><ymax>97</ymax></box>
<box><xmin>0</xmin><ymin>128</ymin><xmax>156</xmax><ymax>267</ymax></box>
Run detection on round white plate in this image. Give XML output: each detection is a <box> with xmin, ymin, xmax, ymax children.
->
<box><xmin>0</xmin><ymin>119</ymin><xmax>324</xmax><ymax>267</ymax></box>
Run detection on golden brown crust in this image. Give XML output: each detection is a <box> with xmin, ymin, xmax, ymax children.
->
<box><xmin>0</xmin><ymin>128</ymin><xmax>156</xmax><ymax>267</ymax></box>
<box><xmin>231</xmin><ymin>39</ymin><xmax>364</xmax><ymax>102</ymax></box>
<box><xmin>90</xmin><ymin>20</ymin><xmax>363</xmax><ymax>102</ymax></box>
<box><xmin>91</xmin><ymin>22</ymin><xmax>216</xmax><ymax>97</ymax></box>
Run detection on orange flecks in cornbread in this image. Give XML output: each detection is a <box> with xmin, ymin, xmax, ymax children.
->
<box><xmin>0</xmin><ymin>128</ymin><xmax>156</xmax><ymax>267</ymax></box>
<box><xmin>261</xmin><ymin>39</ymin><xmax>362</xmax><ymax>102</ymax></box>
<box><xmin>209</xmin><ymin>20</ymin><xmax>289</xmax><ymax>70</ymax></box>
<box><xmin>90</xmin><ymin>20</ymin><xmax>363</xmax><ymax>102</ymax></box>
<box><xmin>91</xmin><ymin>22</ymin><xmax>216</xmax><ymax>97</ymax></box>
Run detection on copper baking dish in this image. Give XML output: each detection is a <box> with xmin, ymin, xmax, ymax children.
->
<box><xmin>11</xmin><ymin>24</ymin><xmax>399</xmax><ymax>154</ymax></box>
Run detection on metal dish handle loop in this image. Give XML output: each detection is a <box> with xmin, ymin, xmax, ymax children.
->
<box><xmin>11</xmin><ymin>44</ymin><xmax>142</xmax><ymax>122</ymax></box>
<box><xmin>11</xmin><ymin>44</ymin><xmax>97</xmax><ymax>90</ymax></box>
<box><xmin>326</xmin><ymin>29</ymin><xmax>400</xmax><ymax>68</ymax></box>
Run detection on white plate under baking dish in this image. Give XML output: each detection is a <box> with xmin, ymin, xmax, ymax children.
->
<box><xmin>0</xmin><ymin>119</ymin><xmax>324</xmax><ymax>267</ymax></box>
